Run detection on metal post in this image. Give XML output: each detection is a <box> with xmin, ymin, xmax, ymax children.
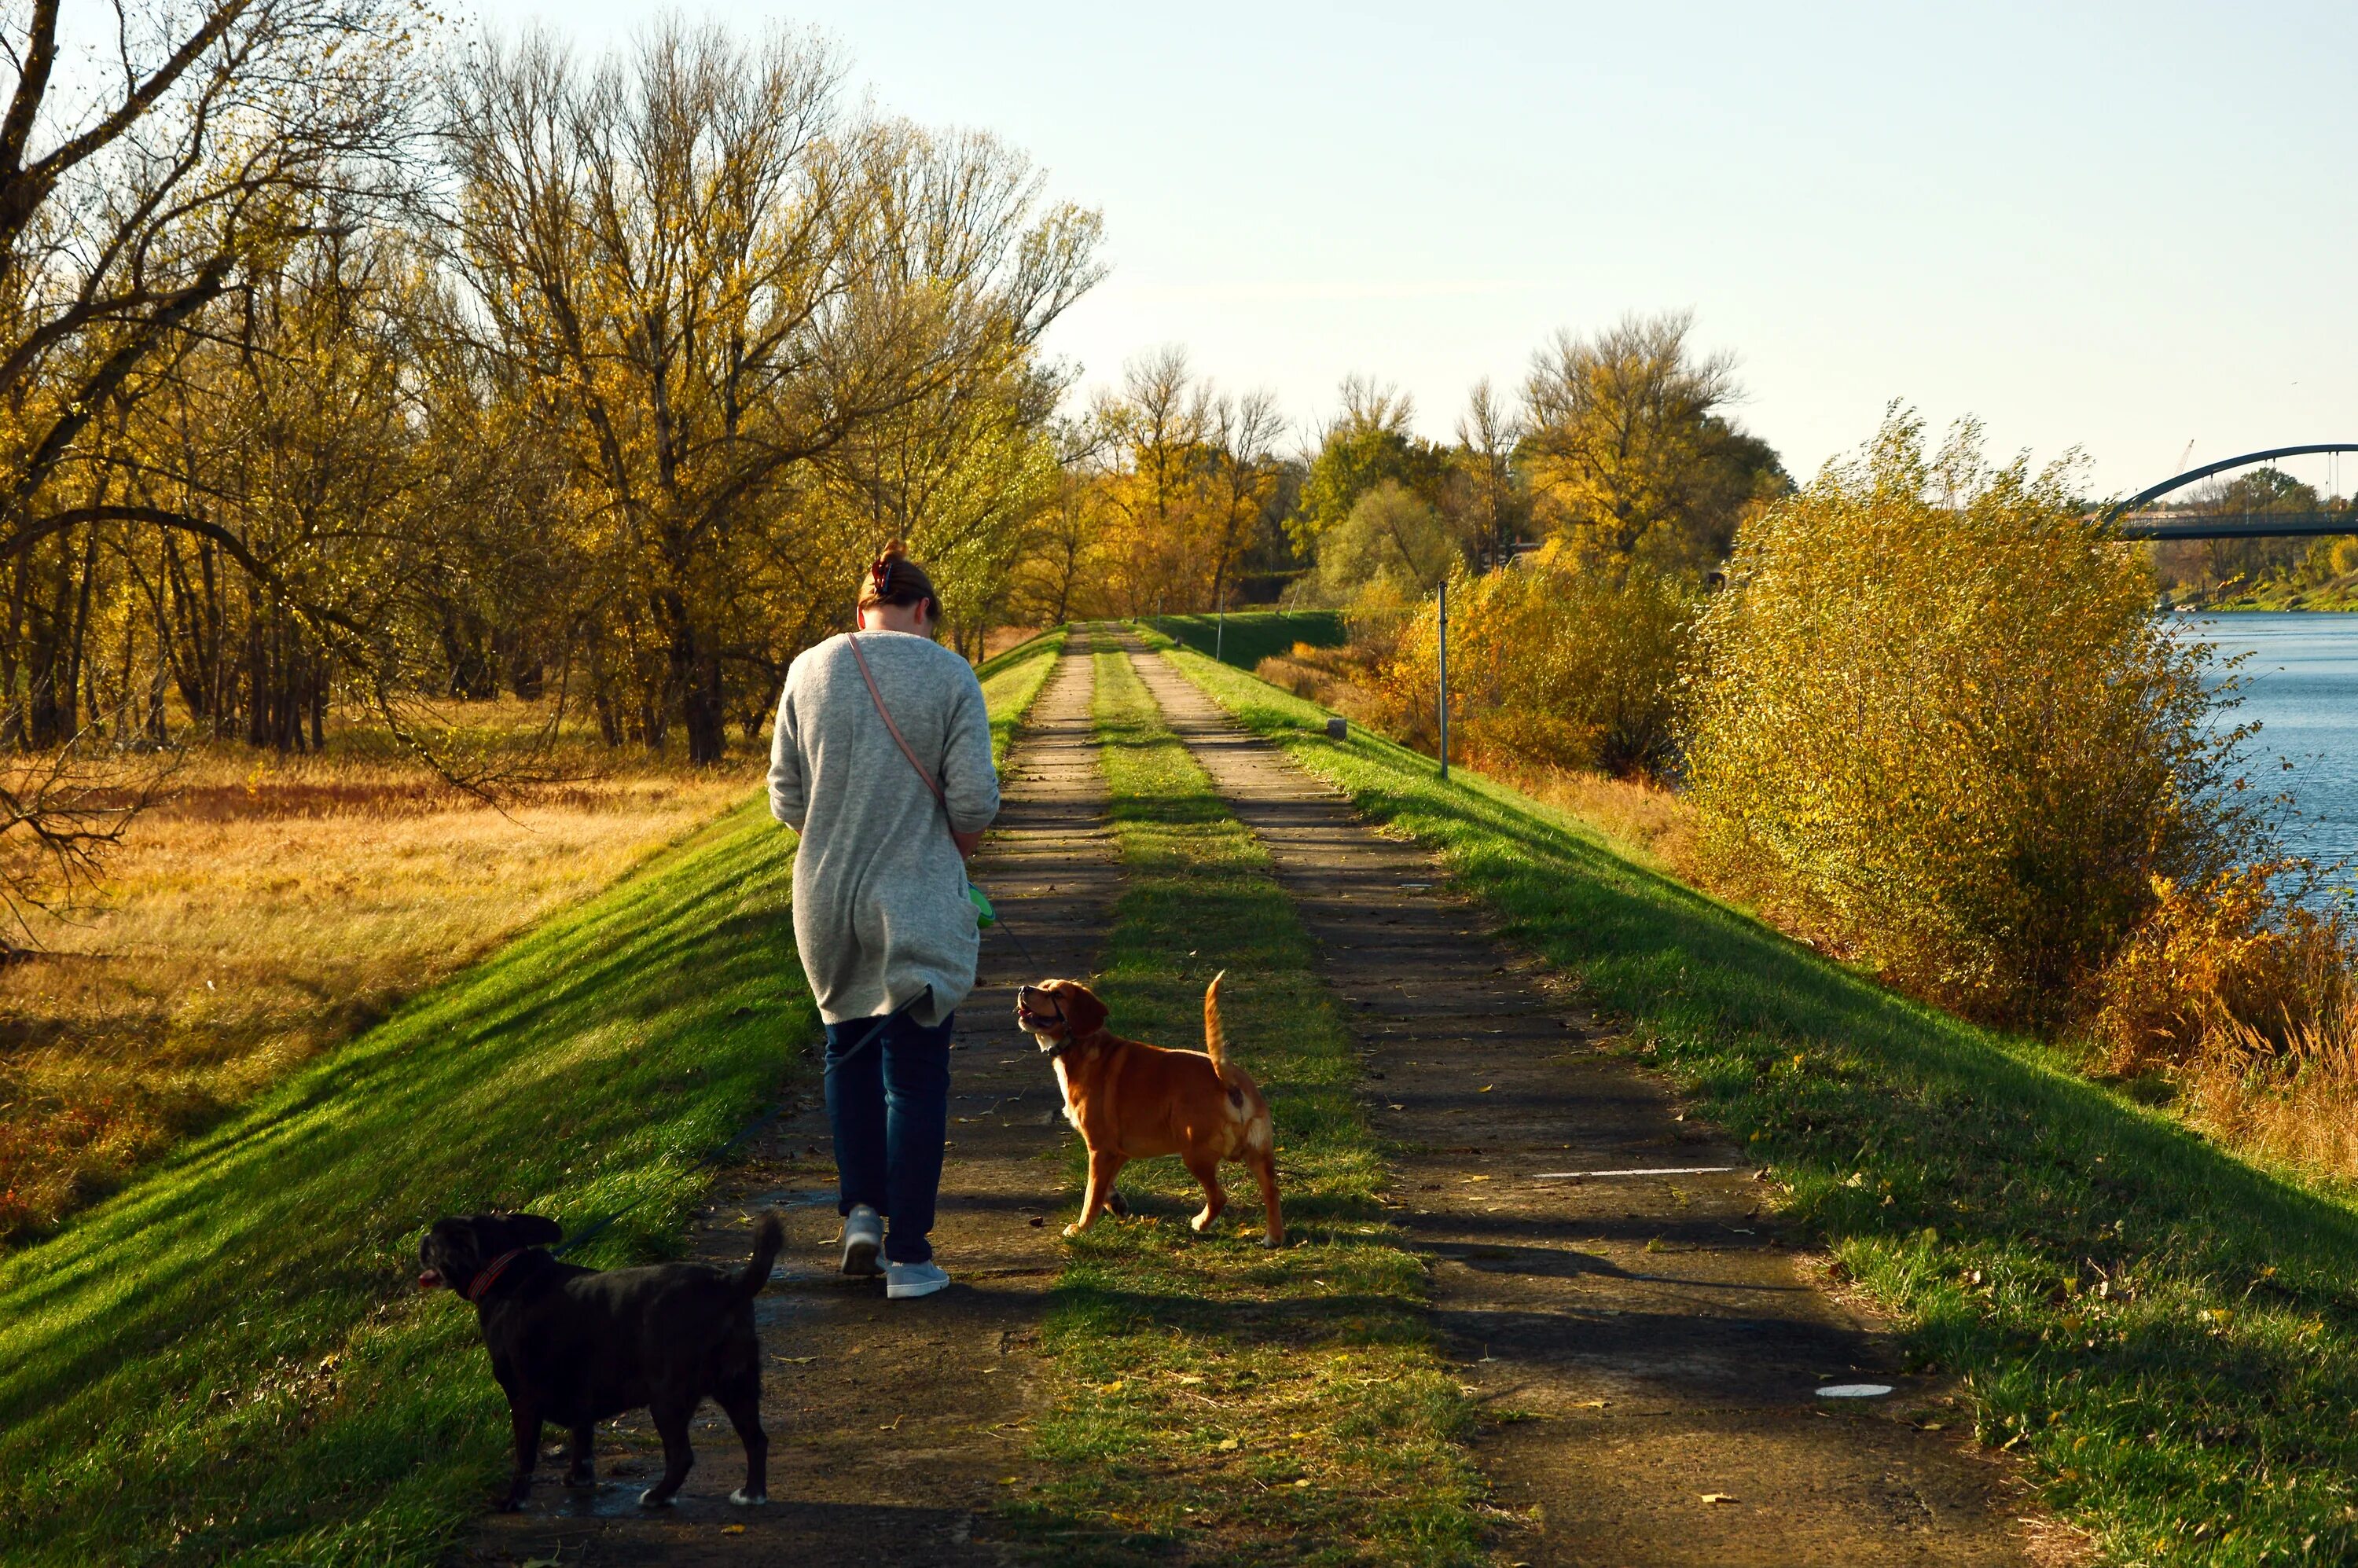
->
<box><xmin>1437</xmin><ymin>578</ymin><xmax>1449</xmax><ymax>781</ymax></box>
<box><xmin>1215</xmin><ymin>593</ymin><xmax>1225</xmax><ymax>663</ymax></box>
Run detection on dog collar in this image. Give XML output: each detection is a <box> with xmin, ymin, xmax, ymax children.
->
<box><xmin>467</xmin><ymin>1248</ymin><xmax>525</xmax><ymax>1303</ymax></box>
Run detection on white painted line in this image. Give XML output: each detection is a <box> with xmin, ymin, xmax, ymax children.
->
<box><xmin>1529</xmin><ymin>1166</ymin><xmax>1743</xmax><ymax>1180</ymax></box>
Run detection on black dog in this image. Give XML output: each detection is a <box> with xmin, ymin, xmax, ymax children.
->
<box><xmin>418</xmin><ymin>1210</ymin><xmax>784</xmax><ymax>1511</ymax></box>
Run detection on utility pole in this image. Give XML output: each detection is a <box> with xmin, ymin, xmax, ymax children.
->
<box><xmin>1437</xmin><ymin>578</ymin><xmax>1449</xmax><ymax>781</ymax></box>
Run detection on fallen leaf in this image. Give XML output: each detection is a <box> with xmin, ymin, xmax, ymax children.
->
<box><xmin>722</xmin><ymin>1525</ymin><xmax>747</xmax><ymax>1535</ymax></box>
<box><xmin>1575</xmin><ymin>1398</ymin><xmax>1609</xmax><ymax>1408</ymax></box>
<box><xmin>1479</xmin><ymin>1085</ymin><xmax>1493</xmax><ymax>1092</ymax></box>
<box><xmin>777</xmin><ymin>1356</ymin><xmax>817</xmax><ymax>1364</ymax></box>
<box><xmin>1701</xmin><ymin>1493</ymin><xmax>1735</xmax><ymax>1505</ymax></box>
<box><xmin>1217</xmin><ymin>1438</ymin><xmax>1239</xmax><ymax>1451</ymax></box>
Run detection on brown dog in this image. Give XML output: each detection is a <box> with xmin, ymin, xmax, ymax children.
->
<box><xmin>1016</xmin><ymin>971</ymin><xmax>1282</xmax><ymax>1247</ymax></box>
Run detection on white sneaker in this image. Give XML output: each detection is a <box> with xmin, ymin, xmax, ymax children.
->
<box><xmin>884</xmin><ymin>1260</ymin><xmax>950</xmax><ymax>1299</ymax></box>
<box><xmin>840</xmin><ymin>1205</ymin><xmax>882</xmax><ymax>1277</ymax></box>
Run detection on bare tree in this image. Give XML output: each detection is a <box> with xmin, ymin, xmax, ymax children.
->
<box><xmin>1204</xmin><ymin>386</ymin><xmax>1281</xmax><ymax>612</ymax></box>
<box><xmin>1454</xmin><ymin>376</ymin><xmax>1527</xmax><ymax>570</ymax></box>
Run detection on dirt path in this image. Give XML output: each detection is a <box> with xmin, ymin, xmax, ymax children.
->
<box><xmin>1119</xmin><ymin>639</ymin><xmax>2051</xmax><ymax>1568</ymax></box>
<box><xmin>464</xmin><ymin>642</ymin><xmax>1114</xmax><ymax>1566</ymax></box>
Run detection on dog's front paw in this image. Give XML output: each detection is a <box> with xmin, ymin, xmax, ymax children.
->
<box><xmin>564</xmin><ymin>1467</ymin><xmax>596</xmax><ymax>1489</ymax></box>
<box><xmin>729</xmin><ymin>1488</ymin><xmax>769</xmax><ymax>1507</ymax></box>
<box><xmin>637</xmin><ymin>1488</ymin><xmax>675</xmax><ymax>1509</ymax></box>
<box><xmin>1060</xmin><ymin>1221</ymin><xmax>1082</xmax><ymax>1239</ymax></box>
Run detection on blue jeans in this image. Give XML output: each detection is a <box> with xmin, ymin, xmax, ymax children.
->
<box><xmin>823</xmin><ymin>1008</ymin><xmax>954</xmax><ymax>1264</ymax></box>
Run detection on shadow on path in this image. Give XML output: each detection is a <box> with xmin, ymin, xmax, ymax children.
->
<box><xmin>462</xmin><ymin>644</ymin><xmax>1118</xmax><ymax>1566</ymax></box>
<box><xmin>1119</xmin><ymin>635</ymin><xmax>2050</xmax><ymax>1568</ymax></box>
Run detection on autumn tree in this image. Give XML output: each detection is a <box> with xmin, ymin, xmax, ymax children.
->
<box><xmin>443</xmin><ymin>23</ymin><xmax>1099</xmax><ymax>760</ymax></box>
<box><xmin>0</xmin><ymin>0</ymin><xmax>427</xmax><ymax>929</ymax></box>
<box><xmin>1445</xmin><ymin>376</ymin><xmax>1529</xmax><ymax>570</ymax></box>
<box><xmin>1287</xmin><ymin>375</ymin><xmax>1446</xmax><ymax>553</ymax></box>
<box><xmin>1521</xmin><ymin>310</ymin><xmax>1783</xmax><ymax>571</ymax></box>
<box><xmin>1082</xmin><ymin>347</ymin><xmax>1286</xmax><ymax>617</ymax></box>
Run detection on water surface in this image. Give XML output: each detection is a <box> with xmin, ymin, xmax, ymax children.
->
<box><xmin>2191</xmin><ymin>612</ymin><xmax>2358</xmax><ymax>873</ymax></box>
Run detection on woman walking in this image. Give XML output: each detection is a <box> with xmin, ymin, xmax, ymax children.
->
<box><xmin>767</xmin><ymin>544</ymin><xmax>999</xmax><ymax>1299</ymax></box>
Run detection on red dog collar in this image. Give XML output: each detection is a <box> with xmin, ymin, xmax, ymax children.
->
<box><xmin>467</xmin><ymin>1248</ymin><xmax>524</xmax><ymax>1303</ymax></box>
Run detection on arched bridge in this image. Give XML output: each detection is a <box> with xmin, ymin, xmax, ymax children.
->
<box><xmin>2105</xmin><ymin>444</ymin><xmax>2358</xmax><ymax>539</ymax></box>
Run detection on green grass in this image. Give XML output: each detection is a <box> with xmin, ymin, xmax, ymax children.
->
<box><xmin>981</xmin><ymin>625</ymin><xmax>1067</xmax><ymax>765</ymax></box>
<box><xmin>1005</xmin><ymin>648</ymin><xmax>1484</xmax><ymax>1566</ymax></box>
<box><xmin>1150</xmin><ymin>632</ymin><xmax>2358</xmax><ymax>1568</ymax></box>
<box><xmin>0</xmin><ymin>806</ymin><xmax>806</xmax><ymax>1565</ymax></box>
<box><xmin>0</xmin><ymin>641</ymin><xmax>1067</xmax><ymax>1566</ymax></box>
<box><xmin>1145</xmin><ymin>610</ymin><xmax>1346</xmax><ymax>672</ymax></box>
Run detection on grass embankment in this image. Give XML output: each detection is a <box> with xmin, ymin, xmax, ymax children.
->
<box><xmin>0</xmin><ymin>629</ymin><xmax>1065</xmax><ymax>1566</ymax></box>
<box><xmin>1008</xmin><ymin>647</ymin><xmax>1484</xmax><ymax>1566</ymax></box>
<box><xmin>1145</xmin><ymin>608</ymin><xmax>1346</xmax><ymax>671</ymax></box>
<box><xmin>984</xmin><ymin>626</ymin><xmax>1067</xmax><ymax>764</ymax></box>
<box><xmin>0</xmin><ymin>632</ymin><xmax>1063</xmax><ymax>1246</ymax></box>
<box><xmin>0</xmin><ymin>738</ymin><xmax>755</xmax><ymax>1241</ymax></box>
<box><xmin>1150</xmin><ymin>632</ymin><xmax>2358</xmax><ymax>1568</ymax></box>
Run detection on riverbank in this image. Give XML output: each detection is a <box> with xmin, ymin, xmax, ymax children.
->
<box><xmin>1148</xmin><ymin>625</ymin><xmax>2358</xmax><ymax>1566</ymax></box>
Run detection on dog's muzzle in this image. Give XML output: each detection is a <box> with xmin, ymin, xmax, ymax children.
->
<box><xmin>1015</xmin><ymin>993</ymin><xmax>1066</xmax><ymax>1045</ymax></box>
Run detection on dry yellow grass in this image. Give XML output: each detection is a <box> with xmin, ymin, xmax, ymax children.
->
<box><xmin>0</xmin><ymin>725</ymin><xmax>758</xmax><ymax>1240</ymax></box>
<box><xmin>2166</xmin><ymin>1019</ymin><xmax>2358</xmax><ymax>1188</ymax></box>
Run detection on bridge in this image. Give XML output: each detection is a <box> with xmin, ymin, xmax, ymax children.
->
<box><xmin>2105</xmin><ymin>444</ymin><xmax>2358</xmax><ymax>539</ymax></box>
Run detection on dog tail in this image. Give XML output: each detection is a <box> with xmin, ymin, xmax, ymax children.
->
<box><xmin>1203</xmin><ymin>970</ymin><xmax>1235</xmax><ymax>1083</ymax></box>
<box><xmin>739</xmin><ymin>1210</ymin><xmax>785</xmax><ymax>1298</ymax></box>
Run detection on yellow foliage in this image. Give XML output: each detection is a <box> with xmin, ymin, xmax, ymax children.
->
<box><xmin>1372</xmin><ymin>544</ymin><xmax>1696</xmax><ymax>777</ymax></box>
<box><xmin>2085</xmin><ymin>865</ymin><xmax>2352</xmax><ymax>1075</ymax></box>
<box><xmin>1685</xmin><ymin>409</ymin><xmax>2253</xmax><ymax>1026</ymax></box>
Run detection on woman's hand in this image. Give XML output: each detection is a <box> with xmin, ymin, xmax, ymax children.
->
<box><xmin>952</xmin><ymin>826</ymin><xmax>984</xmax><ymax>860</ymax></box>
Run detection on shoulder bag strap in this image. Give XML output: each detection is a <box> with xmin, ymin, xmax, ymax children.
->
<box><xmin>846</xmin><ymin>633</ymin><xmax>949</xmax><ymax>817</ymax></box>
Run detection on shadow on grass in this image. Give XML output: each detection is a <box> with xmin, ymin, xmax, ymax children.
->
<box><xmin>0</xmin><ymin>804</ymin><xmax>817</xmax><ymax>1566</ymax></box>
<box><xmin>1170</xmin><ymin>646</ymin><xmax>2358</xmax><ymax>1563</ymax></box>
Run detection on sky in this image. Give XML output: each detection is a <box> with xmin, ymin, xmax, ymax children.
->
<box><xmin>461</xmin><ymin>1</ymin><xmax>2358</xmax><ymax>499</ymax></box>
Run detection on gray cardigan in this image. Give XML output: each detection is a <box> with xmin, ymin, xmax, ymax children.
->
<box><xmin>768</xmin><ymin>631</ymin><xmax>1000</xmax><ymax>1026</ymax></box>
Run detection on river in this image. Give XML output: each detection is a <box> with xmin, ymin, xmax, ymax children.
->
<box><xmin>2193</xmin><ymin>612</ymin><xmax>2358</xmax><ymax>874</ymax></box>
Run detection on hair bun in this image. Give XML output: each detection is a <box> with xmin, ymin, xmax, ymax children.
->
<box><xmin>858</xmin><ymin>539</ymin><xmax>938</xmax><ymax>617</ymax></box>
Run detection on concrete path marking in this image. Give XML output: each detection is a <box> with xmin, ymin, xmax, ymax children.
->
<box><xmin>1120</xmin><ymin>637</ymin><xmax>2055</xmax><ymax>1568</ymax></box>
<box><xmin>465</xmin><ymin>639</ymin><xmax>1115</xmax><ymax>1566</ymax></box>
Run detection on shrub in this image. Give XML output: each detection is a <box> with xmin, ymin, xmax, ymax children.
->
<box><xmin>2084</xmin><ymin>866</ymin><xmax>2353</xmax><ymax>1076</ymax></box>
<box><xmin>1684</xmin><ymin>410</ymin><xmax>2257</xmax><ymax>1026</ymax></box>
<box><xmin>1374</xmin><ymin>543</ymin><xmax>1697</xmax><ymax>777</ymax></box>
